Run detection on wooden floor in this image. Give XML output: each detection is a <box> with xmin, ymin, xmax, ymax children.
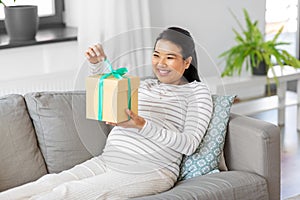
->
<box><xmin>249</xmin><ymin>105</ymin><xmax>300</xmax><ymax>200</ymax></box>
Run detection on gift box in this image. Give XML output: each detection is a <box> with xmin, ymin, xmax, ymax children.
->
<box><xmin>86</xmin><ymin>73</ymin><xmax>140</xmax><ymax>123</ymax></box>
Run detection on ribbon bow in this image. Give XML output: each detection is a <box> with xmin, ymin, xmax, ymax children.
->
<box><xmin>101</xmin><ymin>59</ymin><xmax>128</xmax><ymax>80</ymax></box>
<box><xmin>98</xmin><ymin>59</ymin><xmax>131</xmax><ymax>121</ymax></box>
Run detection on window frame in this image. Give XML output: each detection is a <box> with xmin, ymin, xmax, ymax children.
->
<box><xmin>0</xmin><ymin>0</ymin><xmax>65</xmax><ymax>34</ymax></box>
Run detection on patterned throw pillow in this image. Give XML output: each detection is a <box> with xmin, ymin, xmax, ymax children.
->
<box><xmin>178</xmin><ymin>95</ymin><xmax>236</xmax><ymax>181</ymax></box>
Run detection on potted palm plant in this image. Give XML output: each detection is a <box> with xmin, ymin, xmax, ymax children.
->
<box><xmin>219</xmin><ymin>8</ymin><xmax>300</xmax><ymax>78</ymax></box>
<box><xmin>0</xmin><ymin>0</ymin><xmax>38</xmax><ymax>42</ymax></box>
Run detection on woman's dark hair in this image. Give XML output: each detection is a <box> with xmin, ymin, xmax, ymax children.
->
<box><xmin>154</xmin><ymin>27</ymin><xmax>200</xmax><ymax>82</ymax></box>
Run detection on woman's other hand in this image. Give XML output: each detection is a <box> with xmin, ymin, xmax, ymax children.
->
<box><xmin>85</xmin><ymin>44</ymin><xmax>106</xmax><ymax>64</ymax></box>
<box><xmin>106</xmin><ymin>109</ymin><xmax>146</xmax><ymax>130</ymax></box>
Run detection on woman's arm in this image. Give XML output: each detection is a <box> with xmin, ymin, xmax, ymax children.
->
<box><xmin>88</xmin><ymin>62</ymin><xmax>110</xmax><ymax>75</ymax></box>
<box><xmin>139</xmin><ymin>84</ymin><xmax>213</xmax><ymax>156</ymax></box>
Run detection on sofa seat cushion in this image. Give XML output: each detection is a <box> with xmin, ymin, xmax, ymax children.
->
<box><xmin>0</xmin><ymin>94</ymin><xmax>47</xmax><ymax>191</ymax></box>
<box><xmin>134</xmin><ymin>171</ymin><xmax>268</xmax><ymax>200</ymax></box>
<box><xmin>24</xmin><ymin>91</ymin><xmax>112</xmax><ymax>173</ymax></box>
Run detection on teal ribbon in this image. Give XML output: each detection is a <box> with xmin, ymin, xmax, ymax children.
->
<box><xmin>98</xmin><ymin>59</ymin><xmax>131</xmax><ymax>120</ymax></box>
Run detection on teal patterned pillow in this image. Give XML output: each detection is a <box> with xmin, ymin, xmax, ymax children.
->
<box><xmin>178</xmin><ymin>95</ymin><xmax>236</xmax><ymax>181</ymax></box>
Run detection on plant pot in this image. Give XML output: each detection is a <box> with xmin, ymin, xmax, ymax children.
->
<box><xmin>4</xmin><ymin>5</ymin><xmax>38</xmax><ymax>42</ymax></box>
<box><xmin>252</xmin><ymin>61</ymin><xmax>268</xmax><ymax>76</ymax></box>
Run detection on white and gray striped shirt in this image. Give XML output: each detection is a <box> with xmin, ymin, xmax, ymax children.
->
<box><xmin>90</xmin><ymin>63</ymin><xmax>213</xmax><ymax>179</ymax></box>
<box><xmin>102</xmin><ymin>79</ymin><xmax>212</xmax><ymax>178</ymax></box>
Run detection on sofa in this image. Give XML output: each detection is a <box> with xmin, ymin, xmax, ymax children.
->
<box><xmin>0</xmin><ymin>91</ymin><xmax>280</xmax><ymax>200</ymax></box>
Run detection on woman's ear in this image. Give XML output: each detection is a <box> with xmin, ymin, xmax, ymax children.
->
<box><xmin>184</xmin><ymin>56</ymin><xmax>192</xmax><ymax>69</ymax></box>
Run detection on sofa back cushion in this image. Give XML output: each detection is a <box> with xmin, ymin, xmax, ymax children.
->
<box><xmin>0</xmin><ymin>94</ymin><xmax>47</xmax><ymax>191</ymax></box>
<box><xmin>25</xmin><ymin>91</ymin><xmax>111</xmax><ymax>173</ymax></box>
<box><xmin>178</xmin><ymin>95</ymin><xmax>235</xmax><ymax>181</ymax></box>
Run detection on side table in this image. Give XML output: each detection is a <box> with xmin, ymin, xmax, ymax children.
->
<box><xmin>204</xmin><ymin>65</ymin><xmax>300</xmax><ymax>130</ymax></box>
<box><xmin>268</xmin><ymin>65</ymin><xmax>300</xmax><ymax>130</ymax></box>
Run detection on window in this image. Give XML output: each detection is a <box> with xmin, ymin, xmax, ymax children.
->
<box><xmin>265</xmin><ymin>0</ymin><xmax>299</xmax><ymax>58</ymax></box>
<box><xmin>0</xmin><ymin>0</ymin><xmax>64</xmax><ymax>33</ymax></box>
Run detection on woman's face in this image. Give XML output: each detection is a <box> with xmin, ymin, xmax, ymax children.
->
<box><xmin>152</xmin><ymin>39</ymin><xmax>192</xmax><ymax>85</ymax></box>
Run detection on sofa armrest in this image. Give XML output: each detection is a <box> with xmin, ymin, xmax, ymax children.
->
<box><xmin>224</xmin><ymin>113</ymin><xmax>280</xmax><ymax>200</ymax></box>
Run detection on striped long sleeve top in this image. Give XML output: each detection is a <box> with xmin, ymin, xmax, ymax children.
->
<box><xmin>89</xmin><ymin>63</ymin><xmax>213</xmax><ymax>179</ymax></box>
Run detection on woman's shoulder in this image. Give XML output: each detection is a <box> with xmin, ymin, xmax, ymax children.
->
<box><xmin>187</xmin><ymin>81</ymin><xmax>212</xmax><ymax>97</ymax></box>
<box><xmin>186</xmin><ymin>80</ymin><xmax>210</xmax><ymax>90</ymax></box>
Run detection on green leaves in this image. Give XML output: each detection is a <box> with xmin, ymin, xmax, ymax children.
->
<box><xmin>0</xmin><ymin>0</ymin><xmax>6</xmax><ymax>6</ymax></box>
<box><xmin>219</xmin><ymin>8</ymin><xmax>300</xmax><ymax>78</ymax></box>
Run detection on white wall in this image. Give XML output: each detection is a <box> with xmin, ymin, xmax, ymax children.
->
<box><xmin>0</xmin><ymin>42</ymin><xmax>78</xmax><ymax>80</ymax></box>
<box><xmin>0</xmin><ymin>0</ymin><xmax>81</xmax><ymax>95</ymax></box>
<box><xmin>0</xmin><ymin>0</ymin><xmax>266</xmax><ymax>95</ymax></box>
<box><xmin>0</xmin><ymin>42</ymin><xmax>79</xmax><ymax>95</ymax></box>
<box><xmin>63</xmin><ymin>0</ymin><xmax>266</xmax><ymax>78</ymax></box>
<box><xmin>149</xmin><ymin>0</ymin><xmax>266</xmax><ymax>78</ymax></box>
<box><xmin>0</xmin><ymin>0</ymin><xmax>81</xmax><ymax>81</ymax></box>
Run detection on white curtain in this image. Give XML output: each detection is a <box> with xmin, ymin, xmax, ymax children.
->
<box><xmin>76</xmin><ymin>0</ymin><xmax>153</xmax><ymax>90</ymax></box>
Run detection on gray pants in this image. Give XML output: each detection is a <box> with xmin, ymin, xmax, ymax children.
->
<box><xmin>0</xmin><ymin>156</ymin><xmax>175</xmax><ymax>200</ymax></box>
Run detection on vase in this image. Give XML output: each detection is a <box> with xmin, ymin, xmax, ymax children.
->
<box><xmin>4</xmin><ymin>5</ymin><xmax>39</xmax><ymax>42</ymax></box>
<box><xmin>252</xmin><ymin>61</ymin><xmax>268</xmax><ymax>76</ymax></box>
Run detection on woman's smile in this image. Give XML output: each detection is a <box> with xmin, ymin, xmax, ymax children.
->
<box><xmin>157</xmin><ymin>68</ymin><xmax>171</xmax><ymax>76</ymax></box>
